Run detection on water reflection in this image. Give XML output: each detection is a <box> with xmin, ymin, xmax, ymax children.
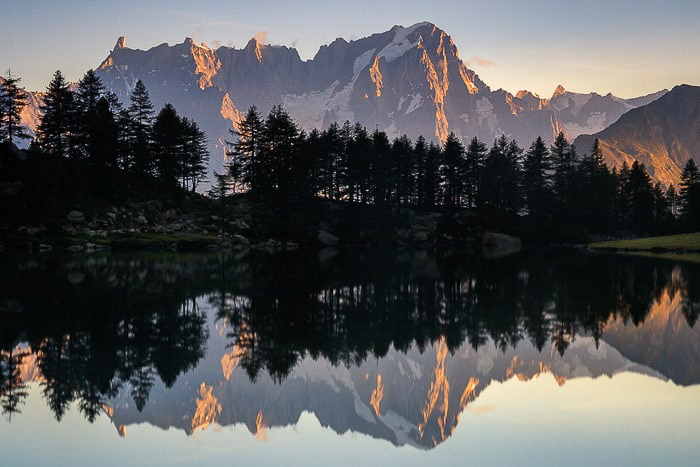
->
<box><xmin>1</xmin><ymin>249</ymin><xmax>699</xmax><ymax>449</ymax></box>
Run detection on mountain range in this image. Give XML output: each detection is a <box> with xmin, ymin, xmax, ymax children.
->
<box><xmin>575</xmin><ymin>84</ymin><xmax>700</xmax><ymax>187</ymax></box>
<box><xmin>18</xmin><ymin>22</ymin><xmax>695</xmax><ymax>186</ymax></box>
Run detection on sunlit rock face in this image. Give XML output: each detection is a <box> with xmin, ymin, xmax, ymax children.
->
<box><xmin>574</xmin><ymin>84</ymin><xmax>700</xmax><ymax>188</ymax></box>
<box><xmin>16</xmin><ymin>22</ymin><xmax>674</xmax><ymax>182</ymax></box>
<box><xmin>76</xmin><ymin>23</ymin><xmax>573</xmax><ymax>173</ymax></box>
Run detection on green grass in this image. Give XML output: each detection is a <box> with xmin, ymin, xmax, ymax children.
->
<box><xmin>589</xmin><ymin>232</ymin><xmax>700</xmax><ymax>252</ymax></box>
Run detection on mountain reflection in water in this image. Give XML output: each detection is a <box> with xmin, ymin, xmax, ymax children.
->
<box><xmin>1</xmin><ymin>249</ymin><xmax>699</xmax><ymax>450</ymax></box>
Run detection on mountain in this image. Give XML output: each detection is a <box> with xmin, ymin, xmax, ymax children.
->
<box><xmin>549</xmin><ymin>85</ymin><xmax>667</xmax><ymax>139</ymax></box>
<box><xmin>574</xmin><ymin>84</ymin><xmax>700</xmax><ymax>187</ymax></box>
<box><xmin>17</xmin><ymin>22</ymin><xmax>669</xmax><ymax>180</ymax></box>
<box><xmin>100</xmin><ymin>320</ymin><xmax>665</xmax><ymax>449</ymax></box>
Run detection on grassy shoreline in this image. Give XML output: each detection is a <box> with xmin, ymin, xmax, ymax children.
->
<box><xmin>589</xmin><ymin>232</ymin><xmax>700</xmax><ymax>252</ymax></box>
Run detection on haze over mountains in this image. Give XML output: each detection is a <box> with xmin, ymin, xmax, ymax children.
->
<box><xmin>18</xmin><ymin>21</ymin><xmax>696</xmax><ymax>185</ymax></box>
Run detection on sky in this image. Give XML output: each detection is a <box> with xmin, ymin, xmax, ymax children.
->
<box><xmin>1</xmin><ymin>0</ymin><xmax>698</xmax><ymax>98</ymax></box>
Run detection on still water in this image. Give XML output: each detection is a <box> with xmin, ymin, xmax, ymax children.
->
<box><xmin>1</xmin><ymin>248</ymin><xmax>699</xmax><ymax>466</ymax></box>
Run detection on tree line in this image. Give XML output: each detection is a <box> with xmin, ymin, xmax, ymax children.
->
<box><xmin>226</xmin><ymin>106</ymin><xmax>700</xmax><ymax>234</ymax></box>
<box><xmin>1</xmin><ymin>69</ymin><xmax>209</xmax><ymax>193</ymax></box>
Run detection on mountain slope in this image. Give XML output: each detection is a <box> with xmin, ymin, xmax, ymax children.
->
<box><xmin>574</xmin><ymin>84</ymin><xmax>700</xmax><ymax>187</ymax></box>
<box><xmin>17</xmin><ymin>23</ymin><xmax>671</xmax><ymax>182</ymax></box>
<box><xmin>549</xmin><ymin>85</ymin><xmax>667</xmax><ymax>139</ymax></box>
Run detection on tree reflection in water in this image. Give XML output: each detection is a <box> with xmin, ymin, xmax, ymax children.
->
<box><xmin>1</xmin><ymin>249</ymin><xmax>698</xmax><ymax>422</ymax></box>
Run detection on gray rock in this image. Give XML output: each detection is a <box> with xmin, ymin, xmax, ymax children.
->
<box><xmin>106</xmin><ymin>212</ymin><xmax>117</xmax><ymax>220</ymax></box>
<box><xmin>231</xmin><ymin>219</ymin><xmax>250</xmax><ymax>230</ymax></box>
<box><xmin>67</xmin><ymin>211</ymin><xmax>86</xmax><ymax>223</ymax></box>
<box><xmin>38</xmin><ymin>244</ymin><xmax>53</xmax><ymax>252</ymax></box>
<box><xmin>0</xmin><ymin>181</ymin><xmax>24</xmax><ymax>196</ymax></box>
<box><xmin>318</xmin><ymin>229</ymin><xmax>339</xmax><ymax>246</ymax></box>
<box><xmin>67</xmin><ymin>272</ymin><xmax>85</xmax><ymax>284</ymax></box>
<box><xmin>145</xmin><ymin>200</ymin><xmax>163</xmax><ymax>212</ymax></box>
<box><xmin>66</xmin><ymin>245</ymin><xmax>84</xmax><ymax>252</ymax></box>
<box><xmin>163</xmin><ymin>209</ymin><xmax>177</xmax><ymax>221</ymax></box>
<box><xmin>137</xmin><ymin>215</ymin><xmax>148</xmax><ymax>224</ymax></box>
<box><xmin>412</xmin><ymin>231</ymin><xmax>428</xmax><ymax>242</ymax></box>
<box><xmin>231</xmin><ymin>234</ymin><xmax>250</xmax><ymax>246</ymax></box>
<box><xmin>482</xmin><ymin>232</ymin><xmax>522</xmax><ymax>258</ymax></box>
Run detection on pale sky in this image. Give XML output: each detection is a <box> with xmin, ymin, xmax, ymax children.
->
<box><xmin>1</xmin><ymin>0</ymin><xmax>698</xmax><ymax>98</ymax></box>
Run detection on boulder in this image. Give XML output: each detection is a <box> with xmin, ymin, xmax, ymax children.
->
<box><xmin>136</xmin><ymin>215</ymin><xmax>148</xmax><ymax>224</ymax></box>
<box><xmin>0</xmin><ymin>181</ymin><xmax>24</xmax><ymax>196</ymax></box>
<box><xmin>318</xmin><ymin>229</ymin><xmax>339</xmax><ymax>246</ymax></box>
<box><xmin>163</xmin><ymin>209</ymin><xmax>177</xmax><ymax>221</ymax></box>
<box><xmin>67</xmin><ymin>211</ymin><xmax>86</xmax><ymax>223</ymax></box>
<box><xmin>145</xmin><ymin>200</ymin><xmax>163</xmax><ymax>212</ymax></box>
<box><xmin>482</xmin><ymin>232</ymin><xmax>522</xmax><ymax>258</ymax></box>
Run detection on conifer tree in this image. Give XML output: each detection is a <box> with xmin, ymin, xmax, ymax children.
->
<box><xmin>180</xmin><ymin>118</ymin><xmax>209</xmax><ymax>192</ymax></box>
<box><xmin>0</xmin><ymin>69</ymin><xmax>30</xmax><ymax>144</ymax></box>
<box><xmin>551</xmin><ymin>131</ymin><xmax>573</xmax><ymax>210</ymax></box>
<box><xmin>36</xmin><ymin>70</ymin><xmax>75</xmax><ymax>157</ymax></box>
<box><xmin>680</xmin><ymin>159</ymin><xmax>700</xmax><ymax>229</ymax></box>
<box><xmin>127</xmin><ymin>79</ymin><xmax>155</xmax><ymax>176</ymax></box>
<box><xmin>523</xmin><ymin>136</ymin><xmax>551</xmax><ymax>220</ymax></box>
<box><xmin>227</xmin><ymin>106</ymin><xmax>265</xmax><ymax>193</ymax></box>
<box><xmin>440</xmin><ymin>132</ymin><xmax>465</xmax><ymax>210</ymax></box>
<box><xmin>464</xmin><ymin>136</ymin><xmax>487</xmax><ymax>209</ymax></box>
<box><xmin>74</xmin><ymin>69</ymin><xmax>105</xmax><ymax>159</ymax></box>
<box><xmin>152</xmin><ymin>103</ymin><xmax>183</xmax><ymax>188</ymax></box>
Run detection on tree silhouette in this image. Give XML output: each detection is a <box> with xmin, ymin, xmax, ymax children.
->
<box><xmin>0</xmin><ymin>69</ymin><xmax>30</xmax><ymax>144</ymax></box>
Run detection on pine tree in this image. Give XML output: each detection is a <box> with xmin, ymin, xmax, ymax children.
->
<box><xmin>261</xmin><ymin>105</ymin><xmax>303</xmax><ymax>198</ymax></box>
<box><xmin>667</xmin><ymin>184</ymin><xmax>679</xmax><ymax>218</ymax></box>
<box><xmin>226</xmin><ymin>106</ymin><xmax>265</xmax><ymax>193</ymax></box>
<box><xmin>551</xmin><ymin>131</ymin><xmax>573</xmax><ymax>210</ymax></box>
<box><xmin>127</xmin><ymin>80</ymin><xmax>155</xmax><ymax>176</ymax></box>
<box><xmin>424</xmin><ymin>142</ymin><xmax>441</xmax><ymax>210</ymax></box>
<box><xmin>180</xmin><ymin>118</ymin><xmax>209</xmax><ymax>192</ymax></box>
<box><xmin>36</xmin><ymin>70</ymin><xmax>74</xmax><ymax>157</ymax></box>
<box><xmin>152</xmin><ymin>103</ymin><xmax>183</xmax><ymax>188</ymax></box>
<box><xmin>523</xmin><ymin>136</ymin><xmax>551</xmax><ymax>220</ymax></box>
<box><xmin>440</xmin><ymin>132</ymin><xmax>465</xmax><ymax>210</ymax></box>
<box><xmin>679</xmin><ymin>159</ymin><xmax>700</xmax><ymax>229</ymax></box>
<box><xmin>88</xmin><ymin>97</ymin><xmax>118</xmax><ymax>179</ymax></box>
<box><xmin>0</xmin><ymin>69</ymin><xmax>30</xmax><ymax>144</ymax></box>
<box><xmin>464</xmin><ymin>136</ymin><xmax>487</xmax><ymax>209</ymax></box>
<box><xmin>74</xmin><ymin>69</ymin><xmax>105</xmax><ymax>158</ymax></box>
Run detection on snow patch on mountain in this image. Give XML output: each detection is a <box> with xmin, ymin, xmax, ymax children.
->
<box><xmin>377</xmin><ymin>23</ymin><xmax>428</xmax><ymax>62</ymax></box>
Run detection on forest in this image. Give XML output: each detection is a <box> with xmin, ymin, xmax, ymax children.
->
<box><xmin>1</xmin><ymin>68</ymin><xmax>699</xmax><ymax>240</ymax></box>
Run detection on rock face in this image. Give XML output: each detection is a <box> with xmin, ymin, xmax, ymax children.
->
<box><xmin>574</xmin><ymin>85</ymin><xmax>700</xmax><ymax>188</ymax></box>
<box><xmin>17</xmin><ymin>22</ymin><xmax>670</xmax><ymax>184</ymax></box>
<box><xmin>549</xmin><ymin>85</ymin><xmax>667</xmax><ymax>140</ymax></box>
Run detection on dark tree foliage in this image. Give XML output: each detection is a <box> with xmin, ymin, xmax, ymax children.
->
<box><xmin>127</xmin><ymin>79</ymin><xmax>155</xmax><ymax>176</ymax></box>
<box><xmin>36</xmin><ymin>70</ymin><xmax>75</xmax><ymax>157</ymax></box>
<box><xmin>26</xmin><ymin>72</ymin><xmax>209</xmax><ymax>197</ymax></box>
<box><xmin>680</xmin><ymin>159</ymin><xmax>700</xmax><ymax>230</ymax></box>
<box><xmin>222</xmin><ymin>104</ymin><xmax>685</xmax><ymax>236</ymax></box>
<box><xmin>0</xmin><ymin>69</ymin><xmax>30</xmax><ymax>144</ymax></box>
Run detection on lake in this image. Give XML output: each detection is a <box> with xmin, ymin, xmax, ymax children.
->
<box><xmin>1</xmin><ymin>248</ymin><xmax>699</xmax><ymax>466</ymax></box>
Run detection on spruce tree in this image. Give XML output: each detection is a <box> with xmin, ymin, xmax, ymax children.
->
<box><xmin>127</xmin><ymin>80</ymin><xmax>155</xmax><ymax>176</ymax></box>
<box><xmin>464</xmin><ymin>136</ymin><xmax>487</xmax><ymax>209</ymax></box>
<box><xmin>152</xmin><ymin>103</ymin><xmax>183</xmax><ymax>188</ymax></box>
<box><xmin>36</xmin><ymin>70</ymin><xmax>75</xmax><ymax>157</ymax></box>
<box><xmin>75</xmin><ymin>69</ymin><xmax>105</xmax><ymax>159</ymax></box>
<box><xmin>181</xmin><ymin>118</ymin><xmax>209</xmax><ymax>192</ymax></box>
<box><xmin>226</xmin><ymin>106</ymin><xmax>264</xmax><ymax>193</ymax></box>
<box><xmin>523</xmin><ymin>136</ymin><xmax>551</xmax><ymax>220</ymax></box>
<box><xmin>551</xmin><ymin>131</ymin><xmax>573</xmax><ymax>210</ymax></box>
<box><xmin>680</xmin><ymin>159</ymin><xmax>700</xmax><ymax>229</ymax></box>
<box><xmin>440</xmin><ymin>132</ymin><xmax>465</xmax><ymax>210</ymax></box>
<box><xmin>0</xmin><ymin>69</ymin><xmax>30</xmax><ymax>144</ymax></box>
